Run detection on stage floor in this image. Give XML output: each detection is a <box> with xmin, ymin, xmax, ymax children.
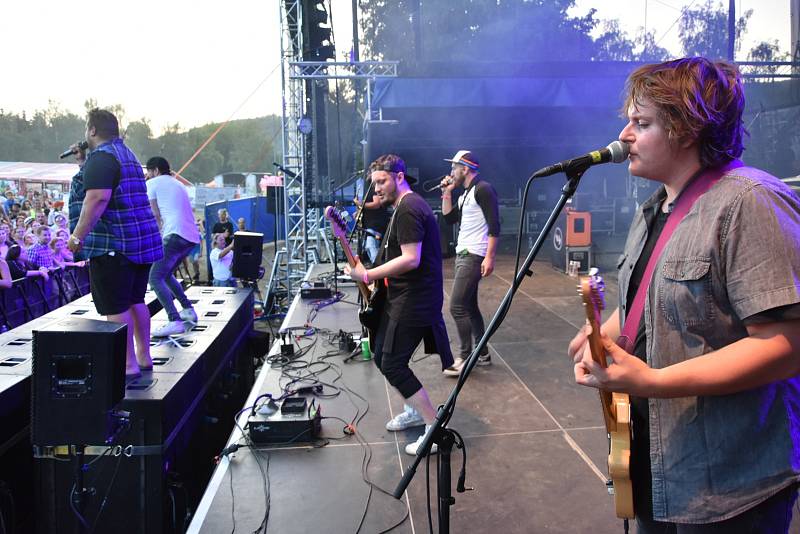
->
<box><xmin>188</xmin><ymin>254</ymin><xmax>800</xmax><ymax>533</ymax></box>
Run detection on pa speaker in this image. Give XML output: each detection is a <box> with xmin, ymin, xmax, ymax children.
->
<box><xmin>232</xmin><ymin>231</ymin><xmax>264</xmax><ymax>279</ymax></box>
<box><xmin>32</xmin><ymin>318</ymin><xmax>127</xmax><ymax>446</ymax></box>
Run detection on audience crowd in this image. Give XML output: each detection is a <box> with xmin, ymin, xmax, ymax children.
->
<box><xmin>1</xmin><ymin>184</ymin><xmax>251</xmax><ymax>289</ymax></box>
<box><xmin>0</xmin><ymin>186</ymin><xmax>89</xmax><ymax>285</ymax></box>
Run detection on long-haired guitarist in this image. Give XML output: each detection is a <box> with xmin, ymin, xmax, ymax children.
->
<box><xmin>568</xmin><ymin>57</ymin><xmax>800</xmax><ymax>532</ymax></box>
<box><xmin>345</xmin><ymin>154</ymin><xmax>454</xmax><ymax>456</ymax></box>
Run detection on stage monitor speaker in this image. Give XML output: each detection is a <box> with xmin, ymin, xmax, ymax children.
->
<box><xmin>232</xmin><ymin>231</ymin><xmax>264</xmax><ymax>279</ymax></box>
<box><xmin>32</xmin><ymin>318</ymin><xmax>127</xmax><ymax>446</ymax></box>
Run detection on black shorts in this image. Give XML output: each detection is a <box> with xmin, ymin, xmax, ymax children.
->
<box><xmin>88</xmin><ymin>253</ymin><xmax>150</xmax><ymax>316</ymax></box>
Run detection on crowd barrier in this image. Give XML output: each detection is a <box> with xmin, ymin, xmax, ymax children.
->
<box><xmin>0</xmin><ymin>266</ymin><xmax>91</xmax><ymax>330</ymax></box>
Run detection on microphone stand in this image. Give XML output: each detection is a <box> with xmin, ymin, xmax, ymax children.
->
<box><xmin>392</xmin><ymin>162</ymin><xmax>593</xmax><ymax>533</ymax></box>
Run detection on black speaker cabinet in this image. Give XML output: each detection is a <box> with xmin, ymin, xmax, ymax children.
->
<box><xmin>232</xmin><ymin>231</ymin><xmax>264</xmax><ymax>279</ymax></box>
<box><xmin>32</xmin><ymin>318</ymin><xmax>127</xmax><ymax>446</ymax></box>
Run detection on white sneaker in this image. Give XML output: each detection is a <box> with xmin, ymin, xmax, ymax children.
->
<box><xmin>385</xmin><ymin>405</ymin><xmax>425</xmax><ymax>431</ymax></box>
<box><xmin>405</xmin><ymin>425</ymin><xmax>438</xmax><ymax>455</ymax></box>
<box><xmin>152</xmin><ymin>321</ymin><xmax>186</xmax><ymax>337</ymax></box>
<box><xmin>442</xmin><ymin>358</ymin><xmax>465</xmax><ymax>377</ymax></box>
<box><xmin>179</xmin><ymin>307</ymin><xmax>198</xmax><ymax>324</ymax></box>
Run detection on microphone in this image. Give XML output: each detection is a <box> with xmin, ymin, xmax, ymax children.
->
<box><xmin>423</xmin><ymin>175</ymin><xmax>453</xmax><ymax>193</ymax></box>
<box><xmin>273</xmin><ymin>162</ymin><xmax>297</xmax><ymax>178</ymax></box>
<box><xmin>536</xmin><ymin>141</ymin><xmax>629</xmax><ymax>178</ymax></box>
<box><xmin>59</xmin><ymin>141</ymin><xmax>89</xmax><ymax>159</ymax></box>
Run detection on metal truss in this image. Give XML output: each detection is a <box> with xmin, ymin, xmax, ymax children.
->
<box><xmin>279</xmin><ymin>0</ymin><xmax>310</xmax><ymax>297</ymax></box>
<box><xmin>288</xmin><ymin>60</ymin><xmax>398</xmax><ymax>79</ymax></box>
<box><xmin>278</xmin><ymin>0</ymin><xmax>397</xmax><ymax>297</ymax></box>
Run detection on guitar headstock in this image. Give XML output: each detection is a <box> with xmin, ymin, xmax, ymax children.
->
<box><xmin>579</xmin><ymin>267</ymin><xmax>605</xmax><ymax>326</ymax></box>
<box><xmin>324</xmin><ymin>206</ymin><xmax>348</xmax><ymax>240</ymax></box>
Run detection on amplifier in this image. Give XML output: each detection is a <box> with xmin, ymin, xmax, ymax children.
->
<box><xmin>247</xmin><ymin>397</ymin><xmax>321</xmax><ymax>444</ymax></box>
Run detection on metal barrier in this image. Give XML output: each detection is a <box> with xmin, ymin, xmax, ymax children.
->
<box><xmin>0</xmin><ymin>266</ymin><xmax>90</xmax><ymax>330</ymax></box>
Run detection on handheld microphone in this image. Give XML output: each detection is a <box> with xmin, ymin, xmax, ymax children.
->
<box><xmin>423</xmin><ymin>175</ymin><xmax>453</xmax><ymax>193</ymax></box>
<box><xmin>536</xmin><ymin>141</ymin><xmax>630</xmax><ymax>178</ymax></box>
<box><xmin>59</xmin><ymin>141</ymin><xmax>89</xmax><ymax>159</ymax></box>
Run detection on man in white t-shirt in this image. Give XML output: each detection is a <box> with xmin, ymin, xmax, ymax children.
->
<box><xmin>209</xmin><ymin>232</ymin><xmax>235</xmax><ymax>286</ymax></box>
<box><xmin>439</xmin><ymin>151</ymin><xmax>500</xmax><ymax>375</ymax></box>
<box><xmin>145</xmin><ymin>157</ymin><xmax>200</xmax><ymax>337</ymax></box>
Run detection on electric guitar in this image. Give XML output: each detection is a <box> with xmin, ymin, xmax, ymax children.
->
<box><xmin>580</xmin><ymin>271</ymin><xmax>634</xmax><ymax>519</ymax></box>
<box><xmin>324</xmin><ymin>206</ymin><xmax>385</xmax><ymax>346</ymax></box>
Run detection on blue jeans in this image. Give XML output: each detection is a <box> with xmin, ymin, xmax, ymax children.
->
<box><xmin>213</xmin><ymin>278</ymin><xmax>237</xmax><ymax>287</ymax></box>
<box><xmin>449</xmin><ymin>252</ymin><xmax>488</xmax><ymax>358</ymax></box>
<box><xmin>148</xmin><ymin>234</ymin><xmax>195</xmax><ymax>321</ymax></box>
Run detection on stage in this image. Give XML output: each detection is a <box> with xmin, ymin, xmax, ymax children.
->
<box><xmin>188</xmin><ymin>257</ymin><xmax>641</xmax><ymax>533</ymax></box>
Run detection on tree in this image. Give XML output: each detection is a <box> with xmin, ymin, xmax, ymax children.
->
<box><xmin>359</xmin><ymin>0</ymin><xmax>673</xmax><ymax>66</ymax></box>
<box><xmin>634</xmin><ymin>30</ymin><xmax>671</xmax><ymax>62</ymax></box>
<box><xmin>359</xmin><ymin>0</ymin><xmax>605</xmax><ymax>66</ymax></box>
<box><xmin>0</xmin><ymin>104</ymin><xmax>282</xmax><ymax>182</ymax></box>
<box><xmin>746</xmin><ymin>40</ymin><xmax>791</xmax><ymax>81</ymax></box>
<box><xmin>679</xmin><ymin>0</ymin><xmax>752</xmax><ymax>59</ymax></box>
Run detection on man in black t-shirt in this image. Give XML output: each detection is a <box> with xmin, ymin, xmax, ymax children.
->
<box><xmin>212</xmin><ymin>208</ymin><xmax>235</xmax><ymax>246</ymax></box>
<box><xmin>353</xmin><ymin>180</ymin><xmax>390</xmax><ymax>266</ymax></box>
<box><xmin>345</xmin><ymin>154</ymin><xmax>454</xmax><ymax>456</ymax></box>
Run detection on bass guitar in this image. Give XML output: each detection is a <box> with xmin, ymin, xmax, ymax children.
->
<box><xmin>324</xmin><ymin>206</ymin><xmax>385</xmax><ymax>346</ymax></box>
<box><xmin>580</xmin><ymin>270</ymin><xmax>634</xmax><ymax>519</ymax></box>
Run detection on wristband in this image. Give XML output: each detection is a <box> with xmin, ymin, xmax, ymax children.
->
<box><xmin>362</xmin><ymin>270</ymin><xmax>369</xmax><ymax>284</ymax></box>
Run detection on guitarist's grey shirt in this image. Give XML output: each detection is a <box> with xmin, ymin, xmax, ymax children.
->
<box><xmin>616</xmin><ymin>165</ymin><xmax>800</xmax><ymax>523</ymax></box>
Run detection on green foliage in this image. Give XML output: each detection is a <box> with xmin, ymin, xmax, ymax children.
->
<box><xmin>0</xmin><ymin>105</ymin><xmax>282</xmax><ymax>183</ymax></box>
<box><xmin>678</xmin><ymin>0</ymin><xmax>752</xmax><ymax>59</ymax></box>
<box><xmin>360</xmin><ymin>0</ymin><xmax>603</xmax><ymax>64</ymax></box>
<box><xmin>359</xmin><ymin>0</ymin><xmax>674</xmax><ymax>65</ymax></box>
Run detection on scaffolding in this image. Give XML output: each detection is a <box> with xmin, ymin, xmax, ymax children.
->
<box><xmin>276</xmin><ymin>0</ymin><xmax>397</xmax><ymax>306</ymax></box>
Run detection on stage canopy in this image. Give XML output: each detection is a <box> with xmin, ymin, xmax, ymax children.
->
<box><xmin>0</xmin><ymin>161</ymin><xmax>79</xmax><ymax>185</ymax></box>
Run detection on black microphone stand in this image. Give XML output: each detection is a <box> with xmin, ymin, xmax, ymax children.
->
<box><xmin>392</xmin><ymin>162</ymin><xmax>594</xmax><ymax>533</ymax></box>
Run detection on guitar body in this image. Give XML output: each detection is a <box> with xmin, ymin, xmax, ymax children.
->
<box><xmin>324</xmin><ymin>206</ymin><xmax>384</xmax><ymax>346</ymax></box>
<box><xmin>608</xmin><ymin>392</ymin><xmax>633</xmax><ymax>519</ymax></box>
<box><xmin>357</xmin><ymin>281</ymin><xmax>386</xmax><ymax>347</ymax></box>
<box><xmin>580</xmin><ymin>274</ymin><xmax>634</xmax><ymax>519</ymax></box>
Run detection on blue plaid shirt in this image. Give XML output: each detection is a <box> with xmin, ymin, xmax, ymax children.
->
<box><xmin>68</xmin><ymin>139</ymin><xmax>162</xmax><ymax>264</ymax></box>
<box><xmin>26</xmin><ymin>243</ymin><xmax>55</xmax><ymax>269</ymax></box>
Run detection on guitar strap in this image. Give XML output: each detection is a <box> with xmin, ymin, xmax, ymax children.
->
<box><xmin>378</xmin><ymin>191</ymin><xmax>412</xmax><ymax>263</ymax></box>
<box><xmin>618</xmin><ymin>160</ymin><xmax>743</xmax><ymax>351</ymax></box>
<box><xmin>376</xmin><ymin>191</ymin><xmax>411</xmax><ymax>287</ymax></box>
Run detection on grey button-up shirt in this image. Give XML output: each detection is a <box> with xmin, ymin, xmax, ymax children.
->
<box><xmin>617</xmin><ymin>164</ymin><xmax>800</xmax><ymax>523</ymax></box>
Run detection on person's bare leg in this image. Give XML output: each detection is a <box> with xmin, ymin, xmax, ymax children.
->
<box><xmin>106</xmin><ymin>309</ymin><xmax>138</xmax><ymax>375</ymax></box>
<box><xmin>130</xmin><ymin>303</ymin><xmax>152</xmax><ymax>369</ymax></box>
<box><xmin>404</xmin><ymin>387</ymin><xmax>437</xmax><ymax>424</ymax></box>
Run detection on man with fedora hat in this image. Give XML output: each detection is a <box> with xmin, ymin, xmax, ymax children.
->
<box><xmin>439</xmin><ymin>150</ymin><xmax>500</xmax><ymax>376</ymax></box>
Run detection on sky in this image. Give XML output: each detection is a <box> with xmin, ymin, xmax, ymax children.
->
<box><xmin>0</xmin><ymin>0</ymin><xmax>792</xmax><ymax>136</ymax></box>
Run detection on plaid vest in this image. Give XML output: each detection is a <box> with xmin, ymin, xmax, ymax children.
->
<box><xmin>68</xmin><ymin>139</ymin><xmax>162</xmax><ymax>264</ymax></box>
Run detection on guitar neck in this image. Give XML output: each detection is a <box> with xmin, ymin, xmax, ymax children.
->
<box><xmin>587</xmin><ymin>326</ymin><xmax>616</xmax><ymax>432</ymax></box>
<box><xmin>334</xmin><ymin>234</ymin><xmax>373</xmax><ymax>302</ymax></box>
